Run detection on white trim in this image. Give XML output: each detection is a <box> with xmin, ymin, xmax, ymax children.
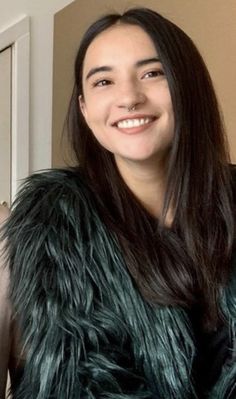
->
<box><xmin>0</xmin><ymin>17</ymin><xmax>30</xmax><ymax>202</ymax></box>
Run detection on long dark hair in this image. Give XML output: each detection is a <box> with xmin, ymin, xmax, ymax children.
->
<box><xmin>66</xmin><ymin>7</ymin><xmax>235</xmax><ymax>329</ymax></box>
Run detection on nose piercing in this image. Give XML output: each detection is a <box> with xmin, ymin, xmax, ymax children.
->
<box><xmin>127</xmin><ymin>105</ymin><xmax>136</xmax><ymax>112</ymax></box>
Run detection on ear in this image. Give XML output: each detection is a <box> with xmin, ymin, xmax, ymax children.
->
<box><xmin>78</xmin><ymin>94</ymin><xmax>88</xmax><ymax>120</ymax></box>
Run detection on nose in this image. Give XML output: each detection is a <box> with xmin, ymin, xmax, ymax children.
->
<box><xmin>116</xmin><ymin>80</ymin><xmax>146</xmax><ymax>111</ymax></box>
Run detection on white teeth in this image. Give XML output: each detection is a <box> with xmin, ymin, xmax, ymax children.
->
<box><xmin>117</xmin><ymin>118</ymin><xmax>152</xmax><ymax>129</ymax></box>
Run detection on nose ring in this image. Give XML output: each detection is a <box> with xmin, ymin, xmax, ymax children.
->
<box><xmin>127</xmin><ymin>105</ymin><xmax>136</xmax><ymax>112</ymax></box>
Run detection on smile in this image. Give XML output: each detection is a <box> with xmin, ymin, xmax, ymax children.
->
<box><xmin>116</xmin><ymin>117</ymin><xmax>155</xmax><ymax>129</ymax></box>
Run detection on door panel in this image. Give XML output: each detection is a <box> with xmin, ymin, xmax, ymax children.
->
<box><xmin>0</xmin><ymin>46</ymin><xmax>11</xmax><ymax>207</ymax></box>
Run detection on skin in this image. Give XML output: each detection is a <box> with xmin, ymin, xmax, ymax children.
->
<box><xmin>0</xmin><ymin>204</ymin><xmax>9</xmax><ymax>224</ymax></box>
<box><xmin>79</xmin><ymin>24</ymin><xmax>174</xmax><ymax>220</ymax></box>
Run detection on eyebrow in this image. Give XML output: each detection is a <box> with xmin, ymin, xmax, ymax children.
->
<box><xmin>85</xmin><ymin>57</ymin><xmax>161</xmax><ymax>80</ymax></box>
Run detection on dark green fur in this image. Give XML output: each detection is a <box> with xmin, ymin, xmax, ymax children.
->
<box><xmin>2</xmin><ymin>169</ymin><xmax>236</xmax><ymax>398</ymax></box>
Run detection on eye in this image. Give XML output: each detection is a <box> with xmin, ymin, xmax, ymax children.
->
<box><xmin>92</xmin><ymin>79</ymin><xmax>112</xmax><ymax>87</ymax></box>
<box><xmin>142</xmin><ymin>69</ymin><xmax>165</xmax><ymax>79</ymax></box>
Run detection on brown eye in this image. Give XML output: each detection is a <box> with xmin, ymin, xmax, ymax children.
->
<box><xmin>93</xmin><ymin>79</ymin><xmax>112</xmax><ymax>87</ymax></box>
<box><xmin>143</xmin><ymin>70</ymin><xmax>165</xmax><ymax>79</ymax></box>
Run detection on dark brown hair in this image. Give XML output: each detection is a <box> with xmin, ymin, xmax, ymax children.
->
<box><xmin>66</xmin><ymin>7</ymin><xmax>234</xmax><ymax>329</ymax></box>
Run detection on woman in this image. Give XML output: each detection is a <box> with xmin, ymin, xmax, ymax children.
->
<box><xmin>2</xmin><ymin>7</ymin><xmax>236</xmax><ymax>398</ymax></box>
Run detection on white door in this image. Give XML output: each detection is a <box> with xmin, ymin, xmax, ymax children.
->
<box><xmin>0</xmin><ymin>46</ymin><xmax>11</xmax><ymax>207</ymax></box>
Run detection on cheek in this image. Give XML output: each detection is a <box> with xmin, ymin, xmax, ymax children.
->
<box><xmin>161</xmin><ymin>88</ymin><xmax>173</xmax><ymax>110</ymax></box>
<box><xmin>163</xmin><ymin>91</ymin><xmax>174</xmax><ymax>123</ymax></box>
<box><xmin>83</xmin><ymin>95</ymin><xmax>107</xmax><ymax>123</ymax></box>
<box><xmin>85</xmin><ymin>107</ymin><xmax>114</xmax><ymax>142</ymax></box>
<box><xmin>81</xmin><ymin>102</ymin><xmax>110</xmax><ymax>145</ymax></box>
<box><xmin>81</xmin><ymin>104</ymin><xmax>100</xmax><ymax>131</ymax></box>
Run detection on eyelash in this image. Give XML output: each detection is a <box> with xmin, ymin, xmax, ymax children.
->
<box><xmin>92</xmin><ymin>79</ymin><xmax>112</xmax><ymax>88</ymax></box>
<box><xmin>142</xmin><ymin>69</ymin><xmax>165</xmax><ymax>79</ymax></box>
<box><xmin>92</xmin><ymin>69</ymin><xmax>165</xmax><ymax>88</ymax></box>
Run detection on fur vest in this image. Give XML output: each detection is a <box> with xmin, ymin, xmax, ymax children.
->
<box><xmin>3</xmin><ymin>168</ymin><xmax>236</xmax><ymax>398</ymax></box>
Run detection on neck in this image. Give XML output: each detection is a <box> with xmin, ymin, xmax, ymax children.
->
<box><xmin>115</xmin><ymin>156</ymin><xmax>173</xmax><ymax>224</ymax></box>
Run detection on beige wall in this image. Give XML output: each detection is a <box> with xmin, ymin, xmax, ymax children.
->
<box><xmin>52</xmin><ymin>0</ymin><xmax>236</xmax><ymax>167</ymax></box>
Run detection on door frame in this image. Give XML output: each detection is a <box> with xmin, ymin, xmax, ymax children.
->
<box><xmin>0</xmin><ymin>16</ymin><xmax>30</xmax><ymax>202</ymax></box>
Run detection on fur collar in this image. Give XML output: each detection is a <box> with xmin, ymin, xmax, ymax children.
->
<box><xmin>3</xmin><ymin>168</ymin><xmax>236</xmax><ymax>398</ymax></box>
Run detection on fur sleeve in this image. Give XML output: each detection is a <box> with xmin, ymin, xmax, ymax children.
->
<box><xmin>2</xmin><ymin>169</ymin><xmax>152</xmax><ymax>399</ymax></box>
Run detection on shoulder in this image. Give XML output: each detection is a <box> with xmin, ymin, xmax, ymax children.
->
<box><xmin>3</xmin><ymin>167</ymin><xmax>106</xmax><ymax>261</ymax></box>
<box><xmin>2</xmin><ymin>167</ymin><xmax>100</xmax><ymax>271</ymax></box>
<box><xmin>13</xmin><ymin>167</ymin><xmax>90</xmax><ymax>203</ymax></box>
<box><xmin>2</xmin><ymin>167</ymin><xmax>104</xmax><ymax>313</ymax></box>
<box><xmin>8</xmin><ymin>167</ymin><xmax>95</xmax><ymax>223</ymax></box>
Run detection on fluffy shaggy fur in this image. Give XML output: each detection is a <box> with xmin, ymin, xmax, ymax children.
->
<box><xmin>2</xmin><ymin>168</ymin><xmax>236</xmax><ymax>398</ymax></box>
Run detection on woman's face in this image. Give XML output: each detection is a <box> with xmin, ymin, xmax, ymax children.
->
<box><xmin>80</xmin><ymin>23</ymin><xmax>174</xmax><ymax>168</ymax></box>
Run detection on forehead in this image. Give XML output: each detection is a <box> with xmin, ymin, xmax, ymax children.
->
<box><xmin>83</xmin><ymin>24</ymin><xmax>158</xmax><ymax>70</ymax></box>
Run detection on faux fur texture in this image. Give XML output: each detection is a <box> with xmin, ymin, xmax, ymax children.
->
<box><xmin>2</xmin><ymin>168</ymin><xmax>236</xmax><ymax>398</ymax></box>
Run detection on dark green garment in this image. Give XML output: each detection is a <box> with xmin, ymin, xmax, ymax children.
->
<box><xmin>2</xmin><ymin>168</ymin><xmax>236</xmax><ymax>398</ymax></box>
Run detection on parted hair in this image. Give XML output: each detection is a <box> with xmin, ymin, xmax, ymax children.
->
<box><xmin>66</xmin><ymin>7</ymin><xmax>235</xmax><ymax>329</ymax></box>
